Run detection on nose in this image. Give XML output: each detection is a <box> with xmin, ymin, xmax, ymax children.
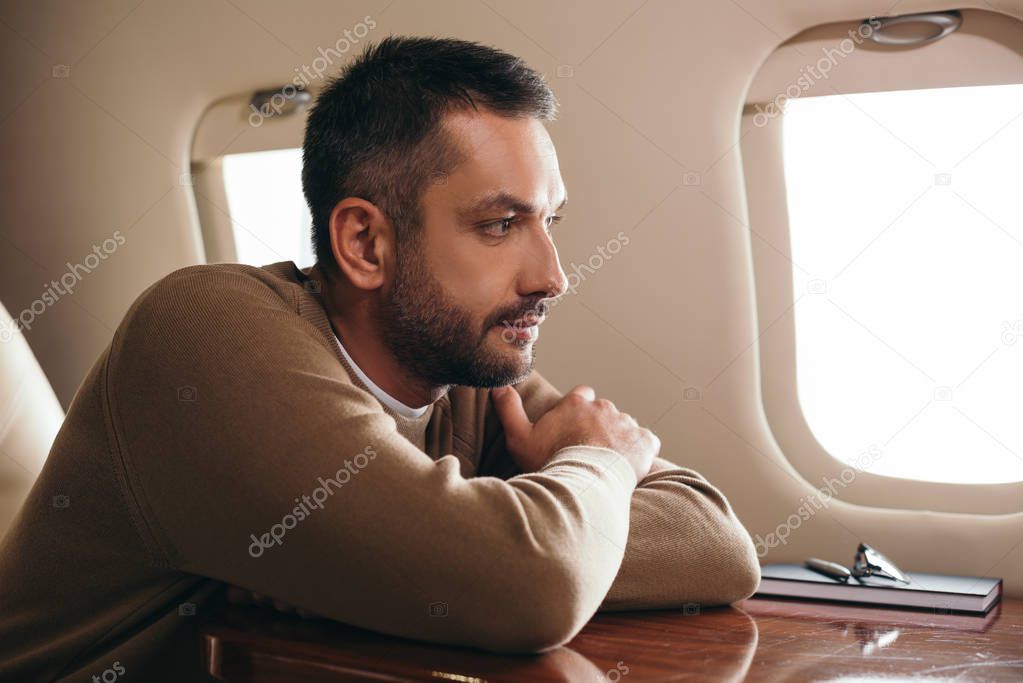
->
<box><xmin>522</xmin><ymin>225</ymin><xmax>568</xmax><ymax>302</ymax></box>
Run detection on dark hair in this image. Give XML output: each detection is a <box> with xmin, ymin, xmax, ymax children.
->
<box><xmin>302</xmin><ymin>36</ymin><xmax>558</xmax><ymax>277</ymax></box>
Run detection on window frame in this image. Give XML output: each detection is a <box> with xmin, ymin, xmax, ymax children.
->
<box><xmin>740</xmin><ymin>9</ymin><xmax>1023</xmax><ymax>515</ymax></box>
<box><xmin>190</xmin><ymin>89</ymin><xmax>313</xmax><ymax>265</ymax></box>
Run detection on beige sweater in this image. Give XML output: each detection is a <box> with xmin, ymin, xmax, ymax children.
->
<box><xmin>0</xmin><ymin>261</ymin><xmax>760</xmax><ymax>682</ymax></box>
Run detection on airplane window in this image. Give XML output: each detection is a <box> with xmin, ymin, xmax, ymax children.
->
<box><xmin>782</xmin><ymin>83</ymin><xmax>1023</xmax><ymax>485</ymax></box>
<box><xmin>221</xmin><ymin>148</ymin><xmax>314</xmax><ymax>268</ymax></box>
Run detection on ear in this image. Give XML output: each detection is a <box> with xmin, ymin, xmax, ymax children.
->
<box><xmin>326</xmin><ymin>197</ymin><xmax>393</xmax><ymax>291</ymax></box>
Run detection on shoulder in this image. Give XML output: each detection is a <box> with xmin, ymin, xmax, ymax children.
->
<box><xmin>109</xmin><ymin>262</ymin><xmax>323</xmax><ymax>369</ymax></box>
<box><xmin>139</xmin><ymin>262</ymin><xmax>297</xmax><ymax>310</ymax></box>
<box><xmin>121</xmin><ymin>262</ymin><xmax>306</xmax><ymax>332</ymax></box>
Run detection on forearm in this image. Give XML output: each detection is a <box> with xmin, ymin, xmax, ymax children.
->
<box><xmin>485</xmin><ymin>371</ymin><xmax>759</xmax><ymax>611</ymax></box>
<box><xmin>158</xmin><ymin>417</ymin><xmax>636</xmax><ymax>653</ymax></box>
<box><xmin>597</xmin><ymin>457</ymin><xmax>761</xmax><ymax>611</ymax></box>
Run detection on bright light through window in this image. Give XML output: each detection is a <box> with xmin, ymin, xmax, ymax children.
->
<box><xmin>222</xmin><ymin>148</ymin><xmax>314</xmax><ymax>268</ymax></box>
<box><xmin>782</xmin><ymin>83</ymin><xmax>1023</xmax><ymax>485</ymax></box>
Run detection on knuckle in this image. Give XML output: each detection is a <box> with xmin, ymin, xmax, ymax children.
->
<box><xmin>564</xmin><ymin>392</ymin><xmax>585</xmax><ymax>406</ymax></box>
<box><xmin>570</xmin><ymin>385</ymin><xmax>596</xmax><ymax>401</ymax></box>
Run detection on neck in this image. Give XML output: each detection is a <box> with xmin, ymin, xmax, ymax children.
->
<box><xmin>310</xmin><ymin>265</ymin><xmax>449</xmax><ymax>409</ymax></box>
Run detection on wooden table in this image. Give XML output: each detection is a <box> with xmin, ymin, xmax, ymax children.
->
<box><xmin>201</xmin><ymin>597</ymin><xmax>1023</xmax><ymax>681</ymax></box>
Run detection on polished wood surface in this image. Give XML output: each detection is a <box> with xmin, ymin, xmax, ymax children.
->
<box><xmin>202</xmin><ymin>597</ymin><xmax>1023</xmax><ymax>682</ymax></box>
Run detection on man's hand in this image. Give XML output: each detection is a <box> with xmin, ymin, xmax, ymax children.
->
<box><xmin>491</xmin><ymin>384</ymin><xmax>658</xmax><ymax>482</ymax></box>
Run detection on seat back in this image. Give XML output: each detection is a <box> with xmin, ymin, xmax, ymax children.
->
<box><xmin>0</xmin><ymin>301</ymin><xmax>63</xmax><ymax>539</ymax></box>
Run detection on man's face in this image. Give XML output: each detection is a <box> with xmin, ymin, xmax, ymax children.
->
<box><xmin>375</xmin><ymin>109</ymin><xmax>568</xmax><ymax>389</ymax></box>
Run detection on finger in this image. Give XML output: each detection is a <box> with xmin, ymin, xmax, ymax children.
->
<box><xmin>567</xmin><ymin>385</ymin><xmax>596</xmax><ymax>401</ymax></box>
<box><xmin>490</xmin><ymin>385</ymin><xmax>532</xmax><ymax>445</ymax></box>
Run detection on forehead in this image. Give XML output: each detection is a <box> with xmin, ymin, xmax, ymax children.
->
<box><xmin>435</xmin><ymin>108</ymin><xmax>566</xmax><ymax>209</ymax></box>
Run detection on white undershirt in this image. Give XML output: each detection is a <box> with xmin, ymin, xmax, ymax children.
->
<box><xmin>333</xmin><ymin>333</ymin><xmax>430</xmax><ymax>419</ymax></box>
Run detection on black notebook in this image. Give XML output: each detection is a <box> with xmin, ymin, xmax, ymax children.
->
<box><xmin>755</xmin><ymin>563</ymin><xmax>1002</xmax><ymax>614</ymax></box>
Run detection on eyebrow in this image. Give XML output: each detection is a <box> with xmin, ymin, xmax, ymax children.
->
<box><xmin>457</xmin><ymin>191</ymin><xmax>567</xmax><ymax>221</ymax></box>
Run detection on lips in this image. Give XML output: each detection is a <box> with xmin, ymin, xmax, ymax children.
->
<box><xmin>501</xmin><ymin>316</ymin><xmax>544</xmax><ymax>329</ymax></box>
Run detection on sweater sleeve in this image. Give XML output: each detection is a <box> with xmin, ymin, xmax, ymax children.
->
<box><xmin>103</xmin><ymin>268</ymin><xmax>637</xmax><ymax>654</ymax></box>
<box><xmin>502</xmin><ymin>370</ymin><xmax>761</xmax><ymax>610</ymax></box>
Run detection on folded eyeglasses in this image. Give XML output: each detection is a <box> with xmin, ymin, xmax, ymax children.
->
<box><xmin>805</xmin><ymin>543</ymin><xmax>911</xmax><ymax>585</ymax></box>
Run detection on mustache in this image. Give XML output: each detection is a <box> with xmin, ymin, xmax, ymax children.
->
<box><xmin>493</xmin><ymin>298</ymin><xmax>551</xmax><ymax>328</ymax></box>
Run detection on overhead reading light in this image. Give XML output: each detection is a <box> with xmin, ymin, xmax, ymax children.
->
<box><xmin>863</xmin><ymin>10</ymin><xmax>962</xmax><ymax>46</ymax></box>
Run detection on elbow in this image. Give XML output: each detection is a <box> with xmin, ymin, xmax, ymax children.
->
<box><xmin>709</xmin><ymin>528</ymin><xmax>762</xmax><ymax>604</ymax></box>
<box><xmin>473</xmin><ymin>556</ymin><xmax>598</xmax><ymax>654</ymax></box>
<box><xmin>496</xmin><ymin>610</ymin><xmax>582</xmax><ymax>654</ymax></box>
<box><xmin>728</xmin><ymin>549</ymin><xmax>762</xmax><ymax>603</ymax></box>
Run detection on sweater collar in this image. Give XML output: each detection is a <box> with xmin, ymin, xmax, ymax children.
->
<box><xmin>261</xmin><ymin>260</ymin><xmax>448</xmax><ymax>424</ymax></box>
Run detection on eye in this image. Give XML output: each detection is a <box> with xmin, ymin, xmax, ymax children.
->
<box><xmin>480</xmin><ymin>217</ymin><xmax>518</xmax><ymax>237</ymax></box>
<box><xmin>480</xmin><ymin>214</ymin><xmax>563</xmax><ymax>238</ymax></box>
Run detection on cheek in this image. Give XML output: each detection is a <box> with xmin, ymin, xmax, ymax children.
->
<box><xmin>437</xmin><ymin>246</ymin><xmax>515</xmax><ymax>325</ymax></box>
<box><xmin>462</xmin><ymin>281</ymin><xmax>507</xmax><ymax>330</ymax></box>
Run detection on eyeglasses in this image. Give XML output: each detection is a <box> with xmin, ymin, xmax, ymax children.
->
<box><xmin>853</xmin><ymin>542</ymin><xmax>910</xmax><ymax>584</ymax></box>
<box><xmin>805</xmin><ymin>542</ymin><xmax>911</xmax><ymax>585</ymax></box>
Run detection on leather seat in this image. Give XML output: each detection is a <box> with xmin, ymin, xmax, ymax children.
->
<box><xmin>0</xmin><ymin>301</ymin><xmax>63</xmax><ymax>540</ymax></box>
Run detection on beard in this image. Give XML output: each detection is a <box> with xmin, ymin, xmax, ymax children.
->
<box><xmin>373</xmin><ymin>243</ymin><xmax>540</xmax><ymax>388</ymax></box>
